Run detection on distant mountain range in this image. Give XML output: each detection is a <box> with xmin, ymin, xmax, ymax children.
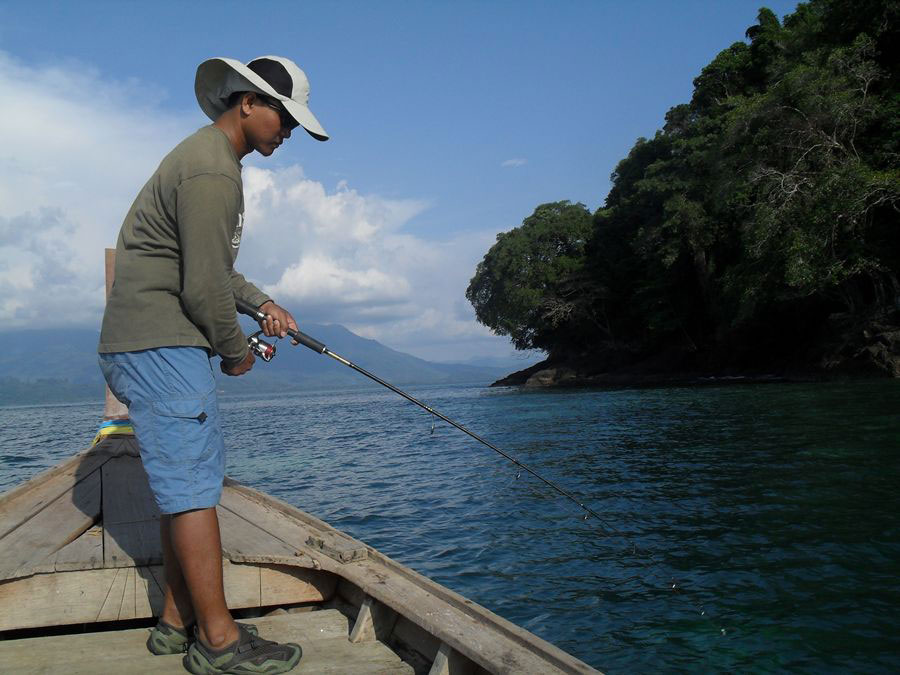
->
<box><xmin>0</xmin><ymin>324</ymin><xmax>516</xmax><ymax>405</ymax></box>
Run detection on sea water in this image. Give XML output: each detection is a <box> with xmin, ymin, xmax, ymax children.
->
<box><xmin>1</xmin><ymin>379</ymin><xmax>898</xmax><ymax>673</ymax></box>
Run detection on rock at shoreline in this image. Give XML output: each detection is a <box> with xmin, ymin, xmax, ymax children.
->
<box><xmin>490</xmin><ymin>314</ymin><xmax>899</xmax><ymax>388</ymax></box>
<box><xmin>524</xmin><ymin>366</ymin><xmax>579</xmax><ymax>388</ymax></box>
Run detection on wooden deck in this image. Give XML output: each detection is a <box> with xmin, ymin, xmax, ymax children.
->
<box><xmin>0</xmin><ymin>435</ymin><xmax>601</xmax><ymax>674</ymax></box>
<box><xmin>0</xmin><ymin>610</ymin><xmax>413</xmax><ymax>674</ymax></box>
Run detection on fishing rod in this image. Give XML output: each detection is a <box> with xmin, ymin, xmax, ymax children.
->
<box><xmin>238</xmin><ymin>298</ymin><xmax>729</xmax><ymax>635</ymax></box>
<box><xmin>236</xmin><ymin>297</ymin><xmax>604</xmax><ymax>523</ymax></box>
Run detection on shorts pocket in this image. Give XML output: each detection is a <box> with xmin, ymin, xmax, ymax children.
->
<box><xmin>152</xmin><ymin>397</ymin><xmax>210</xmax><ymax>423</ymax></box>
<box><xmin>148</xmin><ymin>395</ymin><xmax>216</xmax><ymax>466</ymax></box>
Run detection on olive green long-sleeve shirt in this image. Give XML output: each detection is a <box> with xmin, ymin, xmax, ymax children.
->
<box><xmin>99</xmin><ymin>125</ymin><xmax>270</xmax><ymax>367</ymax></box>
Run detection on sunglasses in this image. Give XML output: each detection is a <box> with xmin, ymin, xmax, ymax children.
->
<box><xmin>257</xmin><ymin>95</ymin><xmax>299</xmax><ymax>131</ymax></box>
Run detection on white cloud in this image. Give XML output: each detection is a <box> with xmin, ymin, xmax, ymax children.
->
<box><xmin>501</xmin><ymin>158</ymin><xmax>527</xmax><ymax>168</ymax></box>
<box><xmin>237</xmin><ymin>165</ymin><xmax>508</xmax><ymax>358</ymax></box>
<box><xmin>0</xmin><ymin>52</ymin><xmax>185</xmax><ymax>326</ymax></box>
<box><xmin>0</xmin><ymin>52</ymin><xmax>524</xmax><ymax>363</ymax></box>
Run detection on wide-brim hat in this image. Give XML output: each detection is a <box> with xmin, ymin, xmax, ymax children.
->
<box><xmin>195</xmin><ymin>55</ymin><xmax>329</xmax><ymax>141</ymax></box>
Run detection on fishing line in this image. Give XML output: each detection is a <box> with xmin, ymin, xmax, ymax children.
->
<box><xmin>237</xmin><ymin>298</ymin><xmax>729</xmax><ymax>636</ymax></box>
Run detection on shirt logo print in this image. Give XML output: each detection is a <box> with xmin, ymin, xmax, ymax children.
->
<box><xmin>232</xmin><ymin>213</ymin><xmax>244</xmax><ymax>249</ymax></box>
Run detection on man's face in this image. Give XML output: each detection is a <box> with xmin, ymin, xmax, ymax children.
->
<box><xmin>243</xmin><ymin>94</ymin><xmax>296</xmax><ymax>157</ymax></box>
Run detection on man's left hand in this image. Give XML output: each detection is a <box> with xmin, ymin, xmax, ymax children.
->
<box><xmin>258</xmin><ymin>301</ymin><xmax>299</xmax><ymax>344</ymax></box>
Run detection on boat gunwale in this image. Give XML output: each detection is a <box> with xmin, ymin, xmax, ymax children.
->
<box><xmin>222</xmin><ymin>477</ymin><xmax>598</xmax><ymax>674</ymax></box>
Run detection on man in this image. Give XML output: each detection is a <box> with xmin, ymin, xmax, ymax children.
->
<box><xmin>98</xmin><ymin>55</ymin><xmax>328</xmax><ymax>674</ymax></box>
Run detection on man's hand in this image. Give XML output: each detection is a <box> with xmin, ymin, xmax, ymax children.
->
<box><xmin>258</xmin><ymin>300</ymin><xmax>300</xmax><ymax>345</ymax></box>
<box><xmin>221</xmin><ymin>348</ymin><xmax>255</xmax><ymax>376</ymax></box>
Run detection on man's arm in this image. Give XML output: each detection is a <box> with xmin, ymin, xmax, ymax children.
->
<box><xmin>176</xmin><ymin>174</ymin><xmax>250</xmax><ymax>368</ymax></box>
<box><xmin>230</xmin><ymin>270</ymin><xmax>270</xmax><ymax>309</ymax></box>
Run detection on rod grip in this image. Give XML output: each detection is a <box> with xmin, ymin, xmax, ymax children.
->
<box><xmin>235</xmin><ymin>298</ymin><xmax>328</xmax><ymax>354</ymax></box>
<box><xmin>290</xmin><ymin>330</ymin><xmax>327</xmax><ymax>354</ymax></box>
<box><xmin>235</xmin><ymin>297</ymin><xmax>265</xmax><ymax>320</ymax></box>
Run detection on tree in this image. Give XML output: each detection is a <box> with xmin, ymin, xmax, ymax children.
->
<box><xmin>724</xmin><ymin>31</ymin><xmax>899</xmax><ymax>317</ymax></box>
<box><xmin>466</xmin><ymin>202</ymin><xmax>592</xmax><ymax>352</ymax></box>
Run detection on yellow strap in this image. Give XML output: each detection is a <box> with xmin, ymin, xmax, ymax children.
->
<box><xmin>90</xmin><ymin>423</ymin><xmax>135</xmax><ymax>447</ymax></box>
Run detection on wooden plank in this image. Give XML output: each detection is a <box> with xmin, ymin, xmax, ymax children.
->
<box><xmin>349</xmin><ymin>594</ymin><xmax>399</xmax><ymax>644</ymax></box>
<box><xmin>0</xmin><ymin>450</ymin><xmax>109</xmax><ymax>540</ymax></box>
<box><xmin>217</xmin><ymin>503</ymin><xmax>304</xmax><ymax>562</ymax></box>
<box><xmin>219</xmin><ymin>484</ymin><xmax>365</xmax><ymax>564</ymax></box>
<box><xmin>222</xmin><ymin>559</ymin><xmax>261</xmax><ymax>608</ymax></box>
<box><xmin>114</xmin><ymin>436</ymin><xmax>142</xmax><ymax>457</ymax></box>
<box><xmin>428</xmin><ymin>642</ymin><xmax>477</xmax><ymax>675</ymax></box>
<box><xmin>120</xmin><ymin>567</ymin><xmax>138</xmax><ymax>620</ymax></box>
<box><xmin>53</xmin><ymin>524</ymin><xmax>104</xmax><ymax>571</ymax></box>
<box><xmin>391</xmin><ymin>614</ymin><xmax>443</xmax><ymax>671</ymax></box>
<box><xmin>147</xmin><ymin>564</ymin><xmax>168</xmax><ymax>601</ymax></box>
<box><xmin>0</xmin><ymin>611</ymin><xmax>411</xmax><ymax>674</ymax></box>
<box><xmin>305</xmin><ymin>533</ymin><xmax>368</xmax><ymax>564</ymax></box>
<box><xmin>104</xmin><ymin>520</ymin><xmax>162</xmax><ymax>567</ymax></box>
<box><xmin>92</xmin><ymin>566</ymin><xmax>155</xmax><ymax>621</ymax></box>
<box><xmin>0</xmin><ymin>561</ymin><xmax>293</xmax><ymax>633</ymax></box>
<box><xmin>134</xmin><ymin>561</ymin><xmax>263</xmax><ymax>615</ymax></box>
<box><xmin>284</xmin><ymin>608</ymin><xmax>350</xmax><ymax>640</ymax></box>
<box><xmin>101</xmin><ymin>455</ymin><xmax>161</xmax><ymax>567</ymax></box>
<box><xmin>96</xmin><ymin>567</ymin><xmax>130</xmax><ymax>622</ymax></box>
<box><xmin>0</xmin><ymin>567</ymin><xmax>123</xmax><ymax>631</ymax></box>
<box><xmin>349</xmin><ymin>595</ymin><xmax>376</xmax><ymax>643</ymax></box>
<box><xmin>260</xmin><ymin>564</ymin><xmax>336</xmax><ymax>606</ymax></box>
<box><xmin>137</xmin><ymin>565</ymin><xmax>164</xmax><ymax>616</ymax></box>
<box><xmin>0</xmin><ymin>468</ymin><xmax>101</xmax><ymax>580</ymax></box>
<box><xmin>102</xmin><ymin>456</ymin><xmax>160</xmax><ymax>524</ymax></box>
<box><xmin>0</xmin><ymin>566</ymin><xmax>166</xmax><ymax>632</ymax></box>
<box><xmin>140</xmin><ymin>559</ymin><xmax>330</xmax><ymax>612</ymax></box>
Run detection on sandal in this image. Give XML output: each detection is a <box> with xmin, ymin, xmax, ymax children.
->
<box><xmin>183</xmin><ymin>623</ymin><xmax>301</xmax><ymax>674</ymax></box>
<box><xmin>147</xmin><ymin>619</ymin><xmax>258</xmax><ymax>655</ymax></box>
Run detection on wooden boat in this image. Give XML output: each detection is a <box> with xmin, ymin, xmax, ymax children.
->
<box><xmin>0</xmin><ymin>430</ymin><xmax>600</xmax><ymax>674</ymax></box>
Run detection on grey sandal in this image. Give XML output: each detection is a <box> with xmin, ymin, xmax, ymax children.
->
<box><xmin>183</xmin><ymin>624</ymin><xmax>302</xmax><ymax>674</ymax></box>
<box><xmin>147</xmin><ymin>620</ymin><xmax>259</xmax><ymax>656</ymax></box>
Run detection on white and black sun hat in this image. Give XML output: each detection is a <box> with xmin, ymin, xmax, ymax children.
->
<box><xmin>195</xmin><ymin>55</ymin><xmax>329</xmax><ymax>141</ymax></box>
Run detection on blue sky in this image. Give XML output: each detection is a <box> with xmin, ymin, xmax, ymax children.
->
<box><xmin>0</xmin><ymin>0</ymin><xmax>800</xmax><ymax>364</ymax></box>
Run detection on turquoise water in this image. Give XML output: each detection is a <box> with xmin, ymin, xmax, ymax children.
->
<box><xmin>1</xmin><ymin>379</ymin><xmax>898</xmax><ymax>672</ymax></box>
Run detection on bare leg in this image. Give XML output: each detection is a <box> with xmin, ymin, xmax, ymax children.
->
<box><xmin>168</xmin><ymin>507</ymin><xmax>239</xmax><ymax>648</ymax></box>
<box><xmin>158</xmin><ymin>514</ymin><xmax>195</xmax><ymax>629</ymax></box>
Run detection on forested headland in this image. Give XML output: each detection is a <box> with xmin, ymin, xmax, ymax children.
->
<box><xmin>467</xmin><ymin>0</ymin><xmax>899</xmax><ymax>387</ymax></box>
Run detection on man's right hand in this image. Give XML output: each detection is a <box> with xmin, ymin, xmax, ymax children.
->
<box><xmin>221</xmin><ymin>348</ymin><xmax>255</xmax><ymax>376</ymax></box>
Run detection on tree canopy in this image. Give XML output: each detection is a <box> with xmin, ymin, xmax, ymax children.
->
<box><xmin>467</xmin><ymin>0</ymin><xmax>899</xmax><ymax>376</ymax></box>
<box><xmin>466</xmin><ymin>201</ymin><xmax>592</xmax><ymax>352</ymax></box>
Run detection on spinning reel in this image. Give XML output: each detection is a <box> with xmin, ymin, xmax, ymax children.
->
<box><xmin>247</xmin><ymin>331</ymin><xmax>277</xmax><ymax>362</ymax></box>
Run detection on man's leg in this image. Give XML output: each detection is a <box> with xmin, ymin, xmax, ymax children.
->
<box><xmin>158</xmin><ymin>514</ymin><xmax>195</xmax><ymax>629</ymax></box>
<box><xmin>172</xmin><ymin>506</ymin><xmax>301</xmax><ymax>674</ymax></box>
<box><xmin>167</xmin><ymin>507</ymin><xmax>239</xmax><ymax>648</ymax></box>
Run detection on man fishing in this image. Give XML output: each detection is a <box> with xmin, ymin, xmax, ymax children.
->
<box><xmin>98</xmin><ymin>55</ymin><xmax>328</xmax><ymax>674</ymax></box>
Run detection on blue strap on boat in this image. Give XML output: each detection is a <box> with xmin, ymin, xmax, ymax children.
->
<box><xmin>91</xmin><ymin>419</ymin><xmax>134</xmax><ymax>446</ymax></box>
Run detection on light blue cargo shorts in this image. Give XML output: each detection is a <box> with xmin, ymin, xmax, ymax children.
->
<box><xmin>98</xmin><ymin>347</ymin><xmax>225</xmax><ymax>514</ymax></box>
